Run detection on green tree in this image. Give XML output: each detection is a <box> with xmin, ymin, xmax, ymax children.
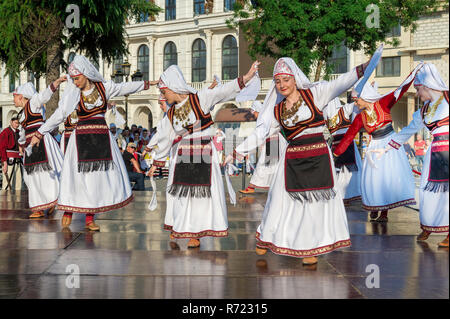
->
<box><xmin>0</xmin><ymin>0</ymin><xmax>162</xmax><ymax>115</ymax></box>
<box><xmin>229</xmin><ymin>0</ymin><xmax>444</xmax><ymax>81</ymax></box>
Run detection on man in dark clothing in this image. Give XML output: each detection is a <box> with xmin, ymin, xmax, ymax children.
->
<box><xmin>122</xmin><ymin>142</ymin><xmax>146</xmax><ymax>190</ymax></box>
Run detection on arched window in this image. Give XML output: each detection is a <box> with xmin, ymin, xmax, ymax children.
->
<box><xmin>137</xmin><ymin>45</ymin><xmax>150</xmax><ymax>81</ymax></box>
<box><xmin>113</xmin><ymin>54</ymin><xmax>124</xmax><ymax>82</ymax></box>
<box><xmin>163</xmin><ymin>42</ymin><xmax>178</xmax><ymax>71</ymax></box>
<box><xmin>166</xmin><ymin>0</ymin><xmax>176</xmax><ymax>20</ymax></box>
<box><xmin>192</xmin><ymin>39</ymin><xmax>206</xmax><ymax>82</ymax></box>
<box><xmin>222</xmin><ymin>35</ymin><xmax>238</xmax><ymax>80</ymax></box>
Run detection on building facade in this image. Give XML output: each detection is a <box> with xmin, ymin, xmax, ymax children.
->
<box><xmin>1</xmin><ymin>1</ymin><xmax>448</xmax><ymax>142</ymax></box>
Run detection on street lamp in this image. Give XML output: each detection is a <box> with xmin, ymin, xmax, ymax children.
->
<box><xmin>113</xmin><ymin>70</ymin><xmax>123</xmax><ymax>83</ymax></box>
<box><xmin>121</xmin><ymin>60</ymin><xmax>131</xmax><ymax>127</ymax></box>
<box><xmin>122</xmin><ymin>60</ymin><xmax>131</xmax><ymax>81</ymax></box>
<box><xmin>131</xmin><ymin>69</ymin><xmax>144</xmax><ymax>82</ymax></box>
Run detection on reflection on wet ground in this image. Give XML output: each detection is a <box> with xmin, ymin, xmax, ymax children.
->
<box><xmin>0</xmin><ymin>188</ymin><xmax>448</xmax><ymax>299</ymax></box>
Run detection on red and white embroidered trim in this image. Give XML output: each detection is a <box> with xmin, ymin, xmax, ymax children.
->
<box><xmin>343</xmin><ymin>195</ymin><xmax>362</xmax><ymax>205</ymax></box>
<box><xmin>388</xmin><ymin>139</ymin><xmax>401</xmax><ymax>150</ymax></box>
<box><xmin>256</xmin><ymin>232</ymin><xmax>351</xmax><ymax>258</ymax></box>
<box><xmin>57</xmin><ymin>195</ymin><xmax>134</xmax><ymax>214</ymax></box>
<box><xmin>153</xmin><ymin>160</ymin><xmax>166</xmax><ymax>168</ymax></box>
<box><xmin>421</xmin><ymin>224</ymin><xmax>449</xmax><ymax>233</ymax></box>
<box><xmin>164</xmin><ymin>224</ymin><xmax>228</xmax><ymax>239</ymax></box>
<box><xmin>30</xmin><ymin>199</ymin><xmax>58</xmax><ymax>212</ymax></box>
<box><xmin>362</xmin><ymin>198</ymin><xmax>416</xmax><ymax>211</ymax></box>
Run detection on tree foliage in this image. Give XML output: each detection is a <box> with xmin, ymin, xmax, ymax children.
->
<box><xmin>0</xmin><ymin>0</ymin><xmax>162</xmax><ymax>77</ymax></box>
<box><xmin>229</xmin><ymin>0</ymin><xmax>443</xmax><ymax>80</ymax></box>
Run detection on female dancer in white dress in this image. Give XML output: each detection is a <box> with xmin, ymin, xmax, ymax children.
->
<box><xmin>333</xmin><ymin>63</ymin><xmax>423</xmax><ymax>222</ymax></box>
<box><xmin>14</xmin><ymin>79</ymin><xmax>66</xmax><ymax>218</ymax></box>
<box><xmin>225</xmin><ymin>57</ymin><xmax>369</xmax><ymax>265</ymax></box>
<box><xmin>384</xmin><ymin>63</ymin><xmax>448</xmax><ymax>247</ymax></box>
<box><xmin>30</xmin><ymin>55</ymin><xmax>155</xmax><ymax>230</ymax></box>
<box><xmin>240</xmin><ymin>100</ymin><xmax>280</xmax><ymax>194</ymax></box>
<box><xmin>147</xmin><ymin>63</ymin><xmax>259</xmax><ymax>248</ymax></box>
<box><xmin>324</xmin><ymin>97</ymin><xmax>362</xmax><ymax>205</ymax></box>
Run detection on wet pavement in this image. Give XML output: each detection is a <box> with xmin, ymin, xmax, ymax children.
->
<box><xmin>0</xmin><ymin>176</ymin><xmax>448</xmax><ymax>299</ymax></box>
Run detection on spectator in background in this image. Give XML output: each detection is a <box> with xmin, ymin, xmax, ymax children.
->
<box><xmin>131</xmin><ymin>124</ymin><xmax>138</xmax><ymax>137</ymax></box>
<box><xmin>142</xmin><ymin>129</ymin><xmax>150</xmax><ymax>143</ymax></box>
<box><xmin>403</xmin><ymin>142</ymin><xmax>415</xmax><ymax>159</ymax></box>
<box><xmin>361</xmin><ymin>135</ymin><xmax>369</xmax><ymax>159</ymax></box>
<box><xmin>122</xmin><ymin>142</ymin><xmax>146</xmax><ymax>190</ymax></box>
<box><xmin>110</xmin><ymin>123</ymin><xmax>126</xmax><ymax>152</ymax></box>
<box><xmin>414</xmin><ymin>134</ymin><xmax>426</xmax><ymax>172</ymax></box>
<box><xmin>122</xmin><ymin>127</ymin><xmax>132</xmax><ymax>144</ymax></box>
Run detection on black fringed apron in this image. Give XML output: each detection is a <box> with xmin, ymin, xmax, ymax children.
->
<box><xmin>425</xmin><ymin>133</ymin><xmax>449</xmax><ymax>193</ymax></box>
<box><xmin>167</xmin><ymin>93</ymin><xmax>215</xmax><ymax>198</ymax></box>
<box><xmin>75</xmin><ymin>82</ymin><xmax>112</xmax><ymax>173</ymax></box>
<box><xmin>169</xmin><ymin>137</ymin><xmax>213</xmax><ymax>198</ymax></box>
<box><xmin>332</xmin><ymin>134</ymin><xmax>357</xmax><ymax>171</ymax></box>
<box><xmin>24</xmin><ymin>126</ymin><xmax>52</xmax><ymax>174</ymax></box>
<box><xmin>274</xmin><ymin>89</ymin><xmax>335</xmax><ymax>203</ymax></box>
<box><xmin>19</xmin><ymin>102</ymin><xmax>52</xmax><ymax>175</ymax></box>
<box><xmin>284</xmin><ymin>134</ymin><xmax>335</xmax><ymax>202</ymax></box>
<box><xmin>75</xmin><ymin>118</ymin><xmax>113</xmax><ymax>173</ymax></box>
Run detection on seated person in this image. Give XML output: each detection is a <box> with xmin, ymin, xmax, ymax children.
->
<box><xmin>122</xmin><ymin>142</ymin><xmax>147</xmax><ymax>190</ymax></box>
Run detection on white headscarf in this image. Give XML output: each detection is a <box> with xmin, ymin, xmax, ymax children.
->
<box><xmin>258</xmin><ymin>57</ymin><xmax>319</xmax><ymax>116</ymax></box>
<box><xmin>359</xmin><ymin>62</ymin><xmax>424</xmax><ymax>103</ymax></box>
<box><xmin>68</xmin><ymin>55</ymin><xmax>105</xmax><ymax>82</ymax></box>
<box><xmin>57</xmin><ymin>55</ymin><xmax>107</xmax><ymax>120</ymax></box>
<box><xmin>14</xmin><ymin>82</ymin><xmax>37</xmax><ymax>99</ymax></box>
<box><xmin>414</xmin><ymin>63</ymin><xmax>448</xmax><ymax>91</ymax></box>
<box><xmin>158</xmin><ymin>65</ymin><xmax>197</xmax><ymax>94</ymax></box>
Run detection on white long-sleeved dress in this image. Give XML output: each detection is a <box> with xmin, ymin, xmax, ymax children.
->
<box><xmin>234</xmin><ymin>68</ymin><xmax>362</xmax><ymax>258</ymax></box>
<box><xmin>388</xmin><ymin>94</ymin><xmax>449</xmax><ymax>233</ymax></box>
<box><xmin>148</xmin><ymin>79</ymin><xmax>245</xmax><ymax>239</ymax></box>
<box><xmin>37</xmin><ymin>80</ymin><xmax>148</xmax><ymax>214</ymax></box>
<box><xmin>323</xmin><ymin>101</ymin><xmax>362</xmax><ymax>204</ymax></box>
<box><xmin>18</xmin><ymin>86</ymin><xmax>64</xmax><ymax>212</ymax></box>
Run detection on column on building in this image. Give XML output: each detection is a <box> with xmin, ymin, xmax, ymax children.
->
<box><xmin>205</xmin><ymin>30</ymin><xmax>213</xmax><ymax>81</ymax></box>
<box><xmin>148</xmin><ymin>36</ymin><xmax>156</xmax><ymax>81</ymax></box>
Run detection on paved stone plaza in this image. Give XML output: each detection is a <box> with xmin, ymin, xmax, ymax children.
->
<box><xmin>0</xmin><ymin>177</ymin><xmax>448</xmax><ymax>299</ymax></box>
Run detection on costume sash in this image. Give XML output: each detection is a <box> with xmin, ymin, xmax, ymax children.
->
<box><xmin>425</xmin><ymin>133</ymin><xmax>449</xmax><ymax>193</ymax></box>
<box><xmin>75</xmin><ymin>118</ymin><xmax>113</xmax><ymax>173</ymax></box>
<box><xmin>23</xmin><ymin>126</ymin><xmax>51</xmax><ymax>174</ymax></box>
<box><xmin>284</xmin><ymin>133</ymin><xmax>335</xmax><ymax>202</ymax></box>
<box><xmin>332</xmin><ymin>134</ymin><xmax>357</xmax><ymax>171</ymax></box>
<box><xmin>168</xmin><ymin>137</ymin><xmax>212</xmax><ymax>198</ymax></box>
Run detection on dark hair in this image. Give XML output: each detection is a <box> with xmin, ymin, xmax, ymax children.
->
<box><xmin>11</xmin><ymin>117</ymin><xmax>19</xmax><ymax>122</ymax></box>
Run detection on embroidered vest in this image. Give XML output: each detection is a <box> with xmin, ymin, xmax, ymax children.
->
<box><xmin>274</xmin><ymin>89</ymin><xmax>325</xmax><ymax>141</ymax></box>
<box><xmin>167</xmin><ymin>93</ymin><xmax>214</xmax><ymax>135</ymax></box>
<box><xmin>361</xmin><ymin>101</ymin><xmax>392</xmax><ymax>134</ymax></box>
<box><xmin>327</xmin><ymin>107</ymin><xmax>353</xmax><ymax>134</ymax></box>
<box><xmin>77</xmin><ymin>82</ymin><xmax>108</xmax><ymax>120</ymax></box>
<box><xmin>19</xmin><ymin>101</ymin><xmax>44</xmax><ymax>129</ymax></box>
<box><xmin>420</xmin><ymin>91</ymin><xmax>449</xmax><ymax>132</ymax></box>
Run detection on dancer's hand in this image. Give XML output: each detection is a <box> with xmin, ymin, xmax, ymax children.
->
<box><xmin>222</xmin><ymin>154</ymin><xmax>234</xmax><ymax>167</ymax></box>
<box><xmin>243</xmin><ymin>61</ymin><xmax>260</xmax><ymax>85</ymax></box>
<box><xmin>208</xmin><ymin>78</ymin><xmax>218</xmax><ymax>89</ymax></box>
<box><xmin>2</xmin><ymin>161</ymin><xmax>7</xmax><ymax>175</ymax></box>
<box><xmin>30</xmin><ymin>135</ymin><xmax>41</xmax><ymax>147</ymax></box>
<box><xmin>147</xmin><ymin>165</ymin><xmax>157</xmax><ymax>177</ymax></box>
